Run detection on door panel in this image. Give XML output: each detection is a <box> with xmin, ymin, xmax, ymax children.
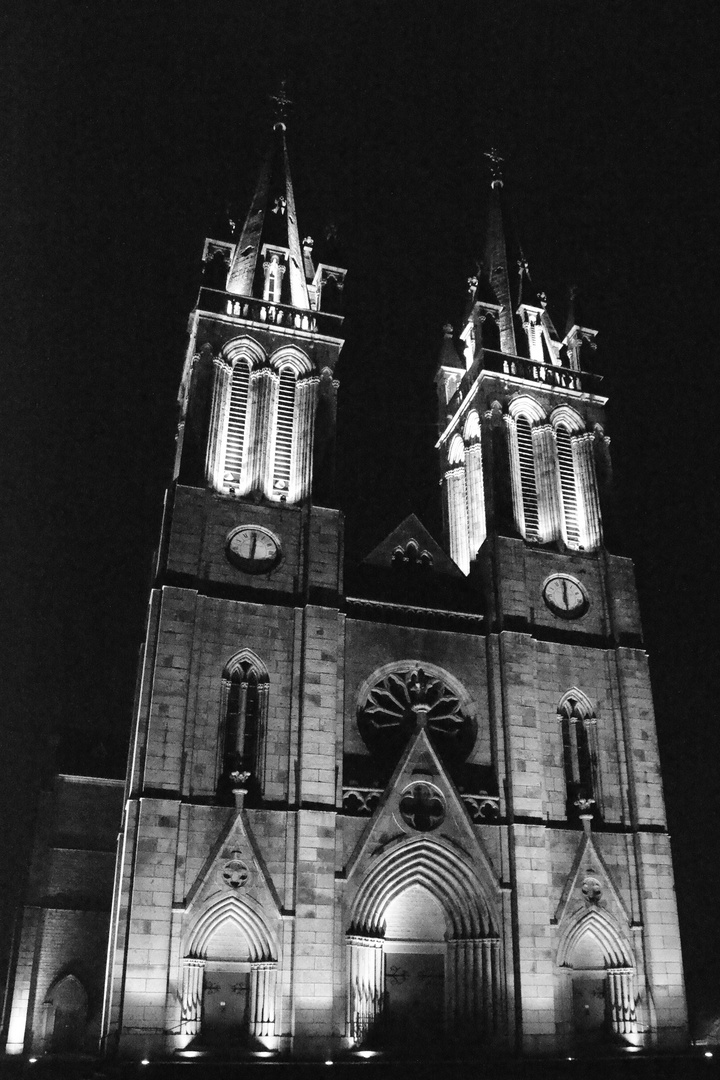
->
<box><xmin>202</xmin><ymin>969</ymin><xmax>248</xmax><ymax>1043</ymax></box>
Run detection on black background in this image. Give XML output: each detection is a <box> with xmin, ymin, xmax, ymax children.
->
<box><xmin>2</xmin><ymin>0</ymin><xmax>718</xmax><ymax>1037</ymax></box>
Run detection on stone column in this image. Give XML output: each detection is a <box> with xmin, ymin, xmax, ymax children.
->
<box><xmin>290</xmin><ymin>374</ymin><xmax>320</xmax><ymax>503</ymax></box>
<box><xmin>346</xmin><ymin>936</ymin><xmax>384</xmax><ymax>1046</ymax></box>
<box><xmin>180</xmin><ymin>958</ymin><xmax>205</xmax><ymax>1036</ymax></box>
<box><xmin>608</xmin><ymin>968</ymin><xmax>637</xmax><ymax>1035</ymax></box>
<box><xmin>574</xmin><ymin>433</ymin><xmax>602</xmax><ymax>550</ymax></box>
<box><xmin>444</xmin><ymin>466</ymin><xmax>470</xmax><ymax>574</ymax></box>
<box><xmin>248</xmin><ymin>962</ymin><xmax>277</xmax><ymax>1040</ymax></box>
<box><xmin>204</xmin><ymin>355</ymin><xmax>232</xmax><ymax>490</ymax></box>
<box><xmin>464</xmin><ymin>441</ymin><xmax>486</xmax><ymax>561</ymax></box>
<box><xmin>245</xmin><ymin>365</ymin><xmax>279</xmax><ymax>495</ymax></box>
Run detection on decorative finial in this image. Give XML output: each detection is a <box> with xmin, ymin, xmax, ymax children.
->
<box><xmin>484</xmin><ymin>147</ymin><xmax>505</xmax><ymax>189</ymax></box>
<box><xmin>270</xmin><ymin>80</ymin><xmax>293</xmax><ymax>131</ymax></box>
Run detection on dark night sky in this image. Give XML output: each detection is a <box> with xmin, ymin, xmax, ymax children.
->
<box><xmin>2</xmin><ymin>0</ymin><xmax>718</xmax><ymax>1036</ymax></box>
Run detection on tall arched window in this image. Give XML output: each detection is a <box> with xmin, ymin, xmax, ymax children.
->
<box><xmin>272</xmin><ymin>366</ymin><xmax>296</xmax><ymax>496</ymax></box>
<box><xmin>222</xmin><ymin>360</ymin><xmax>250</xmax><ymax>490</ymax></box>
<box><xmin>558</xmin><ymin>692</ymin><xmax>599</xmax><ymax>821</ymax></box>
<box><xmin>515</xmin><ymin>416</ymin><xmax>540</xmax><ymax>540</ymax></box>
<box><xmin>555</xmin><ymin>425</ymin><xmax>580</xmax><ymax>549</ymax></box>
<box><xmin>220</xmin><ymin>655</ymin><xmax>269</xmax><ymax>801</ymax></box>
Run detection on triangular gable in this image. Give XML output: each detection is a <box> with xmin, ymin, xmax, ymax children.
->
<box><xmin>361</xmin><ymin>513</ymin><xmax>463</xmax><ymax>577</ymax></box>
<box><xmin>552</xmin><ymin>830</ymin><xmax>631</xmax><ymax>928</ymax></box>
<box><xmin>344</xmin><ymin>723</ymin><xmax>499</xmax><ymax>893</ymax></box>
<box><xmin>183</xmin><ymin>809</ymin><xmax>282</xmax><ymax>918</ymax></box>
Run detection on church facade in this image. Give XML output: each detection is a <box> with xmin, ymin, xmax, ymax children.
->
<box><xmin>4</xmin><ymin>117</ymin><xmax>687</xmax><ymax>1061</ymax></box>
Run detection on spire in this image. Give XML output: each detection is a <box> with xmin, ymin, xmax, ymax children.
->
<box><xmin>225</xmin><ymin>86</ymin><xmax>311</xmax><ymax>309</ymax></box>
<box><xmin>482</xmin><ymin>149</ymin><xmax>517</xmax><ymax>356</ymax></box>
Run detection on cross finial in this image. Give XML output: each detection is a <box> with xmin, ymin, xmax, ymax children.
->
<box><xmin>270</xmin><ymin>80</ymin><xmax>293</xmax><ymax>130</ymax></box>
<box><xmin>484</xmin><ymin>147</ymin><xmax>504</xmax><ymax>189</ymax></box>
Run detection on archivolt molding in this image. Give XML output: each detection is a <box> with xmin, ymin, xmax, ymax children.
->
<box><xmin>558</xmin><ymin>687</ymin><xmax>595</xmax><ymax>721</ymax></box>
<box><xmin>462</xmin><ymin>409</ymin><xmax>481</xmax><ymax>443</ymax></box>
<box><xmin>557</xmin><ymin>907</ymin><xmax>634</xmax><ymax>970</ymax></box>
<box><xmin>185</xmin><ymin>892</ymin><xmax>279</xmax><ymax>963</ymax></box>
<box><xmin>448</xmin><ymin>433</ymin><xmax>465</xmax><ymax>466</ymax></box>
<box><xmin>223</xmin><ymin>647</ymin><xmax>269</xmax><ymax>681</ymax></box>
<box><xmin>348</xmin><ymin>835</ymin><xmax>497</xmax><ymax>940</ymax></box>
<box><xmin>550</xmin><ymin>404</ymin><xmax>585</xmax><ymax>433</ymax></box>
<box><xmin>507</xmin><ymin>394</ymin><xmax>547</xmax><ymax>425</ymax></box>
<box><xmin>222</xmin><ymin>336</ymin><xmax>267</xmax><ymax>371</ymax></box>
<box><xmin>269</xmin><ymin>344</ymin><xmax>312</xmax><ymax>375</ymax></box>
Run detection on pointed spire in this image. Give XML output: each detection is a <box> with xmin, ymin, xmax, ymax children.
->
<box><xmin>225</xmin><ymin>85</ymin><xmax>310</xmax><ymax>309</ymax></box>
<box><xmin>482</xmin><ymin>149</ymin><xmax>517</xmax><ymax>356</ymax></box>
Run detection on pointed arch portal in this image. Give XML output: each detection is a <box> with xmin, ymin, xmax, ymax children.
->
<box><xmin>347</xmin><ymin>838</ymin><xmax>501</xmax><ymax>1050</ymax></box>
<box><xmin>557</xmin><ymin>908</ymin><xmax>637</xmax><ymax>1045</ymax></box>
<box><xmin>180</xmin><ymin>895</ymin><xmax>278</xmax><ymax>1048</ymax></box>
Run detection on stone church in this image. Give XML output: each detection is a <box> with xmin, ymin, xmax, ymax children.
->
<box><xmin>4</xmin><ymin>111</ymin><xmax>688</xmax><ymax>1061</ymax></box>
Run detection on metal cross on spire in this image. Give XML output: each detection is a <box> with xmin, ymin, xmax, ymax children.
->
<box><xmin>270</xmin><ymin>80</ymin><xmax>293</xmax><ymax>130</ymax></box>
<box><xmin>484</xmin><ymin>147</ymin><xmax>504</xmax><ymax>189</ymax></box>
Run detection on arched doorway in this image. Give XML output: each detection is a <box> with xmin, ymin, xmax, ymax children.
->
<box><xmin>383</xmin><ymin>885</ymin><xmax>446</xmax><ymax>1050</ymax></box>
<box><xmin>346</xmin><ymin>838</ymin><xmax>501</xmax><ymax>1052</ymax></box>
<box><xmin>201</xmin><ymin>917</ymin><xmax>252</xmax><ymax>1044</ymax></box>
<box><xmin>44</xmin><ymin>975</ymin><xmax>88</xmax><ymax>1053</ymax></box>
<box><xmin>558</xmin><ymin>909</ymin><xmax>637</xmax><ymax>1048</ymax></box>
<box><xmin>181</xmin><ymin>895</ymin><xmax>278</xmax><ymax>1049</ymax></box>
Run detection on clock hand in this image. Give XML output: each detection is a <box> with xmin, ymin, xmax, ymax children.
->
<box><xmin>250</xmin><ymin>532</ymin><xmax>257</xmax><ymax>559</ymax></box>
<box><xmin>562</xmin><ymin>579</ymin><xmax>569</xmax><ymax>608</ymax></box>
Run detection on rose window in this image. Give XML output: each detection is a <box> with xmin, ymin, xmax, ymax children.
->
<box><xmin>358</xmin><ymin>667</ymin><xmax>473</xmax><ymax>765</ymax></box>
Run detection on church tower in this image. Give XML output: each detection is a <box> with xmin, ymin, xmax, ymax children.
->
<box><xmin>433</xmin><ymin>152</ymin><xmax>687</xmax><ymax>1052</ymax></box>
<box><xmin>100</xmin><ymin>98</ymin><xmax>350</xmax><ymax>1058</ymax></box>
<box><xmin>6</xmin><ymin>118</ymin><xmax>683</xmax><ymax>1061</ymax></box>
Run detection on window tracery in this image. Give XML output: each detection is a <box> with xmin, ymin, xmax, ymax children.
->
<box><xmin>358</xmin><ymin>666</ymin><xmax>474</xmax><ymax>768</ymax></box>
<box><xmin>219</xmin><ymin>655</ymin><xmax>269</xmax><ymax>803</ymax></box>
<box><xmin>558</xmin><ymin>691</ymin><xmax>599</xmax><ymax>822</ymax></box>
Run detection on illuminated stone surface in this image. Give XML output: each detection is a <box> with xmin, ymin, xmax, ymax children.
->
<box><xmin>4</xmin><ymin>121</ymin><xmax>687</xmax><ymax>1062</ymax></box>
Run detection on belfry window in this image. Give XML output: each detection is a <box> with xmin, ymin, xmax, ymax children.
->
<box><xmin>555</xmin><ymin>425</ymin><xmax>581</xmax><ymax>549</ymax></box>
<box><xmin>558</xmin><ymin>694</ymin><xmax>599</xmax><ymax>821</ymax></box>
<box><xmin>272</xmin><ymin>367</ymin><xmax>296</xmax><ymax>495</ymax></box>
<box><xmin>223</xmin><ymin>360</ymin><xmax>250</xmax><ymax>489</ymax></box>
<box><xmin>515</xmin><ymin>416</ymin><xmax>540</xmax><ymax>540</ymax></box>
<box><xmin>220</xmin><ymin>658</ymin><xmax>269</xmax><ymax>801</ymax></box>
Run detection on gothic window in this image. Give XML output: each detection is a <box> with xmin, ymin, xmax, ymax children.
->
<box><xmin>357</xmin><ymin>666</ymin><xmax>475</xmax><ymax>776</ymax></box>
<box><xmin>558</xmin><ymin>692</ymin><xmax>599</xmax><ymax>821</ymax></box>
<box><xmin>555</xmin><ymin>425</ymin><xmax>581</xmax><ymax>549</ymax></box>
<box><xmin>272</xmin><ymin>366</ymin><xmax>296</xmax><ymax>496</ymax></box>
<box><xmin>222</xmin><ymin>360</ymin><xmax>250</xmax><ymax>490</ymax></box>
<box><xmin>220</xmin><ymin>656</ymin><xmax>269</xmax><ymax>801</ymax></box>
<box><xmin>515</xmin><ymin>415</ymin><xmax>540</xmax><ymax>540</ymax></box>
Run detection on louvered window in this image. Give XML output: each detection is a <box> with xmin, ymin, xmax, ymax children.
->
<box><xmin>273</xmin><ymin>368</ymin><xmax>296</xmax><ymax>494</ymax></box>
<box><xmin>556</xmin><ymin>427</ymin><xmax>581</xmax><ymax>548</ymax></box>
<box><xmin>516</xmin><ymin>417</ymin><xmax>539</xmax><ymax>540</ymax></box>
<box><xmin>223</xmin><ymin>362</ymin><xmax>249</xmax><ymax>489</ymax></box>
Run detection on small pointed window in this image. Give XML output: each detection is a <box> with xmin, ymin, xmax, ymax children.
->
<box><xmin>223</xmin><ymin>360</ymin><xmax>250</xmax><ymax>490</ymax></box>
<box><xmin>220</xmin><ymin>658</ymin><xmax>269</xmax><ymax>803</ymax></box>
<box><xmin>558</xmin><ymin>694</ymin><xmax>599</xmax><ymax>822</ymax></box>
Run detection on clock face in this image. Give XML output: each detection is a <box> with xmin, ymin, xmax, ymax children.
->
<box><xmin>226</xmin><ymin>526</ymin><xmax>281</xmax><ymax>574</ymax></box>
<box><xmin>542</xmin><ymin>574</ymin><xmax>588</xmax><ymax>619</ymax></box>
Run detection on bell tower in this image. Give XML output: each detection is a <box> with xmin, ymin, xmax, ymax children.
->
<box><xmin>101</xmin><ymin>97</ymin><xmax>349</xmax><ymax>1058</ymax></box>
<box><xmin>434</xmin><ymin>152</ymin><xmax>687</xmax><ymax>1051</ymax></box>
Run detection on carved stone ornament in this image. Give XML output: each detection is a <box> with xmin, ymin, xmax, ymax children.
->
<box><xmin>399</xmin><ymin>782</ymin><xmax>446</xmax><ymax>832</ymax></box>
<box><xmin>581</xmin><ymin>876</ymin><xmax>602</xmax><ymax>905</ymax></box>
<box><xmin>220</xmin><ymin>851</ymin><xmax>250</xmax><ymax>890</ymax></box>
